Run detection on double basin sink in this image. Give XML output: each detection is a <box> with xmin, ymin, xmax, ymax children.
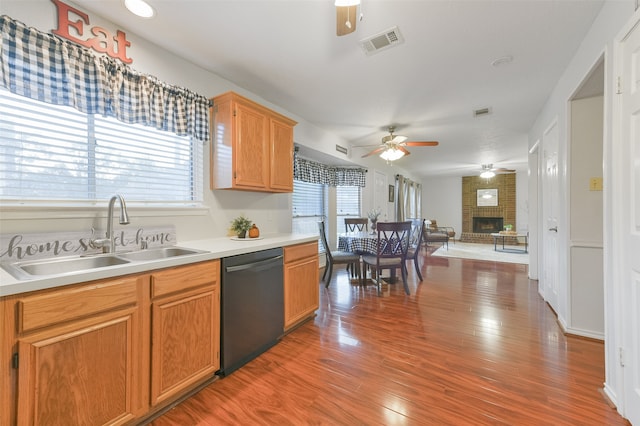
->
<box><xmin>2</xmin><ymin>247</ymin><xmax>208</xmax><ymax>280</ymax></box>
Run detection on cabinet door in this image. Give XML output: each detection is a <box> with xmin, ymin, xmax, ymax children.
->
<box><xmin>233</xmin><ymin>101</ymin><xmax>270</xmax><ymax>190</ymax></box>
<box><xmin>284</xmin><ymin>249</ymin><xmax>319</xmax><ymax>330</ymax></box>
<box><xmin>17</xmin><ymin>309</ymin><xmax>140</xmax><ymax>426</ymax></box>
<box><xmin>269</xmin><ymin>117</ymin><xmax>294</xmax><ymax>192</ymax></box>
<box><xmin>150</xmin><ymin>261</ymin><xmax>220</xmax><ymax>406</ymax></box>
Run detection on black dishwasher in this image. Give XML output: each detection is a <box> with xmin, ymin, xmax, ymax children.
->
<box><xmin>219</xmin><ymin>247</ymin><xmax>284</xmax><ymax>376</ymax></box>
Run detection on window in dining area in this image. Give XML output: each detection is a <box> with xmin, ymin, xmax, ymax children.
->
<box><xmin>292</xmin><ymin>149</ymin><xmax>367</xmax><ymax>253</ymax></box>
<box><xmin>292</xmin><ymin>180</ymin><xmax>327</xmax><ymax>249</ymax></box>
<box><xmin>336</xmin><ymin>185</ymin><xmax>361</xmax><ymax>234</ymax></box>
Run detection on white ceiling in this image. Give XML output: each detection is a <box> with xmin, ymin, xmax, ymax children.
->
<box><xmin>71</xmin><ymin>0</ymin><xmax>605</xmax><ymax>178</ymax></box>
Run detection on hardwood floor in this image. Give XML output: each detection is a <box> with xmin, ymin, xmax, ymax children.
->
<box><xmin>149</xmin><ymin>246</ymin><xmax>629</xmax><ymax>425</ymax></box>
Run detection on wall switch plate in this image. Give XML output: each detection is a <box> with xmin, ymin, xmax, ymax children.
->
<box><xmin>589</xmin><ymin>177</ymin><xmax>603</xmax><ymax>191</ymax></box>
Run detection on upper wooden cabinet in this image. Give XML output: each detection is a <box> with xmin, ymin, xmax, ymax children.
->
<box><xmin>210</xmin><ymin>91</ymin><xmax>297</xmax><ymax>192</ymax></box>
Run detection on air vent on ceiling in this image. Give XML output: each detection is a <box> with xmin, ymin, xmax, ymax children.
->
<box><xmin>473</xmin><ymin>107</ymin><xmax>492</xmax><ymax>117</ymax></box>
<box><xmin>360</xmin><ymin>26</ymin><xmax>404</xmax><ymax>56</ymax></box>
<box><xmin>335</xmin><ymin>144</ymin><xmax>348</xmax><ymax>155</ymax></box>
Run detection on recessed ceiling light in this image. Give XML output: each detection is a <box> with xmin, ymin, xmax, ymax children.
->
<box><xmin>124</xmin><ymin>0</ymin><xmax>155</xmax><ymax>18</ymax></box>
<box><xmin>491</xmin><ymin>54</ymin><xmax>513</xmax><ymax>67</ymax></box>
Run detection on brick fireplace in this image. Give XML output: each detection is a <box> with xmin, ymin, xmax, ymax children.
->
<box><xmin>460</xmin><ymin>174</ymin><xmax>516</xmax><ymax>244</ymax></box>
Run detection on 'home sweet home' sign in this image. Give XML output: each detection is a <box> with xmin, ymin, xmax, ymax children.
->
<box><xmin>0</xmin><ymin>226</ymin><xmax>175</xmax><ymax>263</ymax></box>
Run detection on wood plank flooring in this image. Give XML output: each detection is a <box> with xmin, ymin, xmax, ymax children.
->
<box><xmin>149</xmin><ymin>246</ymin><xmax>629</xmax><ymax>425</ymax></box>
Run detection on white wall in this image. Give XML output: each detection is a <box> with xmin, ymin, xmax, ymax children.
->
<box><xmin>421</xmin><ymin>177</ymin><xmax>462</xmax><ymax>236</ymax></box>
<box><xmin>527</xmin><ymin>0</ymin><xmax>636</xmax><ymax>414</ymax></box>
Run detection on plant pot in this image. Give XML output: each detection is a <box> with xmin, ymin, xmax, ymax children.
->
<box><xmin>237</xmin><ymin>230</ymin><xmax>247</xmax><ymax>238</ymax></box>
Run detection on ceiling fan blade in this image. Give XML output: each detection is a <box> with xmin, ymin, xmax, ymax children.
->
<box><xmin>398</xmin><ymin>146</ymin><xmax>411</xmax><ymax>156</ymax></box>
<box><xmin>361</xmin><ymin>146</ymin><xmax>386</xmax><ymax>158</ymax></box>
<box><xmin>403</xmin><ymin>141</ymin><xmax>439</xmax><ymax>147</ymax></box>
<box><xmin>336</xmin><ymin>5</ymin><xmax>357</xmax><ymax>36</ymax></box>
<box><xmin>493</xmin><ymin>168</ymin><xmax>516</xmax><ymax>173</ymax></box>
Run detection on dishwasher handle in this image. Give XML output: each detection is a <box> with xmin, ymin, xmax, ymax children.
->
<box><xmin>225</xmin><ymin>255</ymin><xmax>283</xmax><ymax>273</ymax></box>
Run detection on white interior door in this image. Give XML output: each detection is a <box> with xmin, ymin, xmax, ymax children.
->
<box><xmin>619</xmin><ymin>11</ymin><xmax>640</xmax><ymax>424</ymax></box>
<box><xmin>542</xmin><ymin>121</ymin><xmax>560</xmax><ymax>312</ymax></box>
<box><xmin>373</xmin><ymin>170</ymin><xmax>388</xmax><ymax>220</ymax></box>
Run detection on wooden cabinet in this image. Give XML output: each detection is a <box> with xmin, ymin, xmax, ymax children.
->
<box><xmin>12</xmin><ymin>275</ymin><xmax>147</xmax><ymax>426</ymax></box>
<box><xmin>149</xmin><ymin>261</ymin><xmax>220</xmax><ymax>406</ymax></box>
<box><xmin>210</xmin><ymin>91</ymin><xmax>296</xmax><ymax>193</ymax></box>
<box><xmin>284</xmin><ymin>241</ymin><xmax>320</xmax><ymax>330</ymax></box>
<box><xmin>0</xmin><ymin>260</ymin><xmax>220</xmax><ymax>426</ymax></box>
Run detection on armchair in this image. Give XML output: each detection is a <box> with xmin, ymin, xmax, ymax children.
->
<box><xmin>423</xmin><ymin>219</ymin><xmax>453</xmax><ymax>249</ymax></box>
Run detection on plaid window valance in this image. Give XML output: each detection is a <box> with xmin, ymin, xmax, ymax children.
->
<box><xmin>0</xmin><ymin>15</ymin><xmax>210</xmax><ymax>141</ymax></box>
<box><xmin>294</xmin><ymin>152</ymin><xmax>367</xmax><ymax>187</ymax></box>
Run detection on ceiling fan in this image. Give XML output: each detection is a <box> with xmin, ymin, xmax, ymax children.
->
<box><xmin>360</xmin><ymin>126</ymin><xmax>439</xmax><ymax>161</ymax></box>
<box><xmin>479</xmin><ymin>164</ymin><xmax>516</xmax><ymax>178</ymax></box>
<box><xmin>335</xmin><ymin>0</ymin><xmax>359</xmax><ymax>36</ymax></box>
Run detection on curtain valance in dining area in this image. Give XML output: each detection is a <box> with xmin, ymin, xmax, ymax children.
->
<box><xmin>294</xmin><ymin>152</ymin><xmax>367</xmax><ymax>187</ymax></box>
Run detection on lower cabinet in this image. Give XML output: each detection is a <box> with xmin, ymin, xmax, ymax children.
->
<box><xmin>283</xmin><ymin>241</ymin><xmax>320</xmax><ymax>330</ymax></box>
<box><xmin>150</xmin><ymin>261</ymin><xmax>220</xmax><ymax>406</ymax></box>
<box><xmin>1</xmin><ymin>260</ymin><xmax>220</xmax><ymax>425</ymax></box>
<box><xmin>13</xmin><ymin>274</ymin><xmax>146</xmax><ymax>425</ymax></box>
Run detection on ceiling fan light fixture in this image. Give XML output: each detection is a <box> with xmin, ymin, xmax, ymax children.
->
<box><xmin>480</xmin><ymin>170</ymin><xmax>495</xmax><ymax>179</ymax></box>
<box><xmin>335</xmin><ymin>0</ymin><xmax>360</xmax><ymax>5</ymax></box>
<box><xmin>124</xmin><ymin>0</ymin><xmax>155</xmax><ymax>18</ymax></box>
<box><xmin>380</xmin><ymin>147</ymin><xmax>405</xmax><ymax>162</ymax></box>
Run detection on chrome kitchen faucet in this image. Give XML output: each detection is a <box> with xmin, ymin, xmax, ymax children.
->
<box><xmin>90</xmin><ymin>194</ymin><xmax>130</xmax><ymax>253</ymax></box>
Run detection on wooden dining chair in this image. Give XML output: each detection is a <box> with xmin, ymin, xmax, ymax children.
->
<box><xmin>406</xmin><ymin>218</ymin><xmax>425</xmax><ymax>281</ymax></box>
<box><xmin>361</xmin><ymin>221</ymin><xmax>412</xmax><ymax>295</ymax></box>
<box><xmin>344</xmin><ymin>218</ymin><xmax>368</xmax><ymax>232</ymax></box>
<box><xmin>318</xmin><ymin>221</ymin><xmax>362</xmax><ymax>287</ymax></box>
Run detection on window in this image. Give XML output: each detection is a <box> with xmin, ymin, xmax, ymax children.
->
<box><xmin>0</xmin><ymin>88</ymin><xmax>203</xmax><ymax>205</ymax></box>
<box><xmin>292</xmin><ymin>180</ymin><xmax>326</xmax><ymax>251</ymax></box>
<box><xmin>292</xmin><ymin>180</ymin><xmax>326</xmax><ymax>234</ymax></box>
<box><xmin>336</xmin><ymin>185</ymin><xmax>361</xmax><ymax>234</ymax></box>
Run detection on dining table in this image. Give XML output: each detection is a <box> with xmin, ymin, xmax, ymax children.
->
<box><xmin>337</xmin><ymin>231</ymin><xmax>399</xmax><ymax>285</ymax></box>
<box><xmin>338</xmin><ymin>231</ymin><xmax>378</xmax><ymax>255</ymax></box>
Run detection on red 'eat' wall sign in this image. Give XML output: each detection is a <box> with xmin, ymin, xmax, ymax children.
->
<box><xmin>51</xmin><ymin>0</ymin><xmax>133</xmax><ymax>64</ymax></box>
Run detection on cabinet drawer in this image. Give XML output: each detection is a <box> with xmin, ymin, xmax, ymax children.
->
<box><xmin>284</xmin><ymin>242</ymin><xmax>318</xmax><ymax>264</ymax></box>
<box><xmin>17</xmin><ymin>276</ymin><xmax>140</xmax><ymax>334</ymax></box>
<box><xmin>151</xmin><ymin>260</ymin><xmax>219</xmax><ymax>299</ymax></box>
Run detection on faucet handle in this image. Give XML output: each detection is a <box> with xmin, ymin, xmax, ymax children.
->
<box><xmin>89</xmin><ymin>227</ymin><xmax>109</xmax><ymax>250</ymax></box>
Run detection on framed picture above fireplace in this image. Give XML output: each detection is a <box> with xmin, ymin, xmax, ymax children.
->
<box><xmin>477</xmin><ymin>189</ymin><xmax>498</xmax><ymax>206</ymax></box>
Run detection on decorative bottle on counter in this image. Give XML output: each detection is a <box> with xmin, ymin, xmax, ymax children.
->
<box><xmin>249</xmin><ymin>224</ymin><xmax>260</xmax><ymax>238</ymax></box>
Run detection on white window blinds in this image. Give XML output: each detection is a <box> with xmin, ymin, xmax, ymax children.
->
<box><xmin>336</xmin><ymin>185</ymin><xmax>361</xmax><ymax>233</ymax></box>
<box><xmin>292</xmin><ymin>180</ymin><xmax>326</xmax><ymax>232</ymax></box>
<box><xmin>0</xmin><ymin>88</ymin><xmax>203</xmax><ymax>205</ymax></box>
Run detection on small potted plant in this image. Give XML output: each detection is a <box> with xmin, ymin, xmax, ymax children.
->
<box><xmin>231</xmin><ymin>215</ymin><xmax>253</xmax><ymax>238</ymax></box>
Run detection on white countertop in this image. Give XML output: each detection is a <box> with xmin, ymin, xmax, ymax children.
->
<box><xmin>0</xmin><ymin>233</ymin><xmax>318</xmax><ymax>297</ymax></box>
